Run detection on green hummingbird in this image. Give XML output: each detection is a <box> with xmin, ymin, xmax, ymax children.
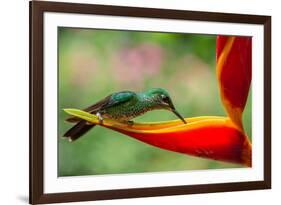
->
<box><xmin>63</xmin><ymin>88</ymin><xmax>186</xmax><ymax>142</ymax></box>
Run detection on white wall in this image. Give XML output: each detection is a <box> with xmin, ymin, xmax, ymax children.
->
<box><xmin>0</xmin><ymin>0</ymin><xmax>279</xmax><ymax>204</ymax></box>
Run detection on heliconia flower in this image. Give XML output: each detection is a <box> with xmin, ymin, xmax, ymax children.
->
<box><xmin>64</xmin><ymin>35</ymin><xmax>252</xmax><ymax>167</ymax></box>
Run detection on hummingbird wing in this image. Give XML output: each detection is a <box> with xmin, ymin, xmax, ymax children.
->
<box><xmin>63</xmin><ymin>91</ymin><xmax>136</xmax><ymax>141</ymax></box>
<box><xmin>66</xmin><ymin>91</ymin><xmax>136</xmax><ymax>123</ymax></box>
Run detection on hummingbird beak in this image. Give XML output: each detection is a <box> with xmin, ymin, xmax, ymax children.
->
<box><xmin>171</xmin><ymin>109</ymin><xmax>187</xmax><ymax>124</ymax></box>
<box><xmin>161</xmin><ymin>99</ymin><xmax>187</xmax><ymax>124</ymax></box>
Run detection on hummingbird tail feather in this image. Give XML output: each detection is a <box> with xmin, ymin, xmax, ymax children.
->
<box><xmin>63</xmin><ymin>120</ymin><xmax>95</xmax><ymax>142</ymax></box>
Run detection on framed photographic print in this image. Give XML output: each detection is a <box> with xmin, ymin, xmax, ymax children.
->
<box><xmin>29</xmin><ymin>0</ymin><xmax>271</xmax><ymax>204</ymax></box>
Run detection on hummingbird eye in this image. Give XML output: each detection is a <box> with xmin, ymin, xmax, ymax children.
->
<box><xmin>161</xmin><ymin>94</ymin><xmax>170</xmax><ymax>103</ymax></box>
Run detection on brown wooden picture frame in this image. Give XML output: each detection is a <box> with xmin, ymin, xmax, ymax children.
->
<box><xmin>30</xmin><ymin>1</ymin><xmax>271</xmax><ymax>204</ymax></box>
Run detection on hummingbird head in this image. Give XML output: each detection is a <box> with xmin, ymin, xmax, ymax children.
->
<box><xmin>146</xmin><ymin>88</ymin><xmax>187</xmax><ymax>124</ymax></box>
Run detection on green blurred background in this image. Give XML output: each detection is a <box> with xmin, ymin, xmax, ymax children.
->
<box><xmin>58</xmin><ymin>27</ymin><xmax>252</xmax><ymax>176</ymax></box>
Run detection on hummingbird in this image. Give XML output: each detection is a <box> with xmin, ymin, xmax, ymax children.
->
<box><xmin>63</xmin><ymin>88</ymin><xmax>186</xmax><ymax>142</ymax></box>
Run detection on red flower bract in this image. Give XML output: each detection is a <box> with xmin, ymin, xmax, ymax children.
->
<box><xmin>217</xmin><ymin>36</ymin><xmax>252</xmax><ymax>130</ymax></box>
<box><xmin>110</xmin><ymin>118</ymin><xmax>249</xmax><ymax>165</ymax></box>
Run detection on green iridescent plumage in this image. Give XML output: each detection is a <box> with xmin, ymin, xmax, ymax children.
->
<box><xmin>64</xmin><ymin>88</ymin><xmax>186</xmax><ymax>142</ymax></box>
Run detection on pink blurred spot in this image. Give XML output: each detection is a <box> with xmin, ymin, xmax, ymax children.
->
<box><xmin>112</xmin><ymin>43</ymin><xmax>164</xmax><ymax>88</ymax></box>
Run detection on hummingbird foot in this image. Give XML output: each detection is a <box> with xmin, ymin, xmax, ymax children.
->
<box><xmin>127</xmin><ymin>120</ymin><xmax>134</xmax><ymax>126</ymax></box>
<box><xmin>96</xmin><ymin>112</ymin><xmax>104</xmax><ymax>124</ymax></box>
